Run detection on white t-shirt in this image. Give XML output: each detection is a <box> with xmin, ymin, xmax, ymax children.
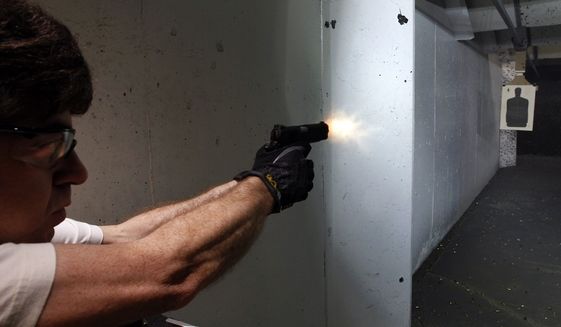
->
<box><xmin>0</xmin><ymin>218</ymin><xmax>103</xmax><ymax>327</ymax></box>
<box><xmin>51</xmin><ymin>218</ymin><xmax>104</xmax><ymax>245</ymax></box>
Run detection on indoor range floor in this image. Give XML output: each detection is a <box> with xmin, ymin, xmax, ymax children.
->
<box><xmin>412</xmin><ymin>155</ymin><xmax>561</xmax><ymax>327</ymax></box>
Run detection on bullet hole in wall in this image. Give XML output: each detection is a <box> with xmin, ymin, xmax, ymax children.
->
<box><xmin>398</xmin><ymin>13</ymin><xmax>408</xmax><ymax>25</ymax></box>
<box><xmin>324</xmin><ymin>20</ymin><xmax>337</xmax><ymax>29</ymax></box>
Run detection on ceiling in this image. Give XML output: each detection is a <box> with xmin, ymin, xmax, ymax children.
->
<box><xmin>417</xmin><ymin>0</ymin><xmax>561</xmax><ymax>82</ymax></box>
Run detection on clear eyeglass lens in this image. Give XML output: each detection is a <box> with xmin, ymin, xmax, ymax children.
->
<box><xmin>52</xmin><ymin>131</ymin><xmax>74</xmax><ymax>161</ymax></box>
<box><xmin>13</xmin><ymin>131</ymin><xmax>75</xmax><ymax>168</ymax></box>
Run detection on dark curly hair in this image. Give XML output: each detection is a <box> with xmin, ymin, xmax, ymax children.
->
<box><xmin>0</xmin><ymin>0</ymin><xmax>92</xmax><ymax>125</ymax></box>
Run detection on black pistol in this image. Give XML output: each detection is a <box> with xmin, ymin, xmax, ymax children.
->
<box><xmin>267</xmin><ymin>122</ymin><xmax>329</xmax><ymax>150</ymax></box>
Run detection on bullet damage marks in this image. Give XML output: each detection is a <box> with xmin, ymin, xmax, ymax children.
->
<box><xmin>397</xmin><ymin>13</ymin><xmax>408</xmax><ymax>25</ymax></box>
<box><xmin>324</xmin><ymin>20</ymin><xmax>337</xmax><ymax>29</ymax></box>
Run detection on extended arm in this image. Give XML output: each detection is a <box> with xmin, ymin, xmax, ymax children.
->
<box><xmin>100</xmin><ymin>181</ymin><xmax>238</xmax><ymax>244</ymax></box>
<box><xmin>39</xmin><ymin>141</ymin><xmax>315</xmax><ymax>326</ymax></box>
<box><xmin>38</xmin><ymin>177</ymin><xmax>272</xmax><ymax>327</ymax></box>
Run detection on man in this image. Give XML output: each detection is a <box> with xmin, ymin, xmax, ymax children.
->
<box><xmin>0</xmin><ymin>1</ymin><xmax>316</xmax><ymax>326</ymax></box>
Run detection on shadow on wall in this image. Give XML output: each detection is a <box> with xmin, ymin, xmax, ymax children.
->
<box><xmin>162</xmin><ymin>1</ymin><xmax>326</xmax><ymax>326</ymax></box>
<box><xmin>139</xmin><ymin>0</ymin><xmax>294</xmax><ymax>202</ymax></box>
<box><xmin>45</xmin><ymin>0</ymin><xmax>326</xmax><ymax>326</ymax></box>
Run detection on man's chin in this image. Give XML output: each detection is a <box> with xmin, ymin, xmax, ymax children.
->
<box><xmin>14</xmin><ymin>227</ymin><xmax>55</xmax><ymax>244</ymax></box>
<box><xmin>43</xmin><ymin>228</ymin><xmax>55</xmax><ymax>242</ymax></box>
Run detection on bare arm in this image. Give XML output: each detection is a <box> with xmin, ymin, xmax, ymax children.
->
<box><xmin>37</xmin><ymin>177</ymin><xmax>273</xmax><ymax>327</ymax></box>
<box><xmin>100</xmin><ymin>180</ymin><xmax>238</xmax><ymax>243</ymax></box>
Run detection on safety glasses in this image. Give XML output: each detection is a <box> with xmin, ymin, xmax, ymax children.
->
<box><xmin>0</xmin><ymin>126</ymin><xmax>77</xmax><ymax>168</ymax></box>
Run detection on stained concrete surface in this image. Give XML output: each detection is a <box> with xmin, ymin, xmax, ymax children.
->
<box><xmin>413</xmin><ymin>155</ymin><xmax>561</xmax><ymax>327</ymax></box>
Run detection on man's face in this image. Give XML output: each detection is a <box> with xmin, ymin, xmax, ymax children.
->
<box><xmin>0</xmin><ymin>112</ymin><xmax>88</xmax><ymax>243</ymax></box>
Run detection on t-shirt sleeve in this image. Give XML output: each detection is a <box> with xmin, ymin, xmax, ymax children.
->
<box><xmin>0</xmin><ymin>243</ymin><xmax>56</xmax><ymax>327</ymax></box>
<box><xmin>51</xmin><ymin>218</ymin><xmax>104</xmax><ymax>245</ymax></box>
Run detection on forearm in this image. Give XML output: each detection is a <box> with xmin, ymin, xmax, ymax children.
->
<box><xmin>38</xmin><ymin>177</ymin><xmax>272</xmax><ymax>326</ymax></box>
<box><xmin>136</xmin><ymin>177</ymin><xmax>273</xmax><ymax>304</ymax></box>
<box><xmin>101</xmin><ymin>180</ymin><xmax>238</xmax><ymax>243</ymax></box>
<box><xmin>180</xmin><ymin>206</ymin><xmax>267</xmax><ymax>291</ymax></box>
<box><xmin>143</xmin><ymin>177</ymin><xmax>271</xmax><ymax>267</ymax></box>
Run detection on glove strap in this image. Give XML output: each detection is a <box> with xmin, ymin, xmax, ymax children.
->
<box><xmin>234</xmin><ymin>170</ymin><xmax>281</xmax><ymax>213</ymax></box>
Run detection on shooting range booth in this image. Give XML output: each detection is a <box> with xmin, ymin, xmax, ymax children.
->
<box><xmin>38</xmin><ymin>0</ymin><xmax>561</xmax><ymax>326</ymax></box>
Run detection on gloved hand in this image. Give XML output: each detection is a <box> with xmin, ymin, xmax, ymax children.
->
<box><xmin>234</xmin><ymin>142</ymin><xmax>315</xmax><ymax>213</ymax></box>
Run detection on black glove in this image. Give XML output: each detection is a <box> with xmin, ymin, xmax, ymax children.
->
<box><xmin>234</xmin><ymin>142</ymin><xmax>315</xmax><ymax>213</ymax></box>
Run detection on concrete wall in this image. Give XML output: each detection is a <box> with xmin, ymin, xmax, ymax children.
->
<box><xmin>412</xmin><ymin>10</ymin><xmax>502</xmax><ymax>271</ymax></box>
<box><xmin>323</xmin><ymin>1</ymin><xmax>415</xmax><ymax>326</ymax></box>
<box><xmin>38</xmin><ymin>1</ymin><xmax>325</xmax><ymax>326</ymax></box>
<box><xmin>38</xmin><ymin>1</ymin><xmax>417</xmax><ymax>326</ymax></box>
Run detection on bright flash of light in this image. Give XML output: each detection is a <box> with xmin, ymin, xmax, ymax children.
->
<box><xmin>329</xmin><ymin>117</ymin><xmax>355</xmax><ymax>140</ymax></box>
<box><xmin>325</xmin><ymin>111</ymin><xmax>381</xmax><ymax>150</ymax></box>
<box><xmin>326</xmin><ymin>113</ymin><xmax>364</xmax><ymax>142</ymax></box>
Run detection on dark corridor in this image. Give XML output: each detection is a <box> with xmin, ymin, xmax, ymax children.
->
<box><xmin>518</xmin><ymin>81</ymin><xmax>561</xmax><ymax>156</ymax></box>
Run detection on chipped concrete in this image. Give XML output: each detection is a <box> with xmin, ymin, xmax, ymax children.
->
<box><xmin>499</xmin><ymin>52</ymin><xmax>517</xmax><ymax>168</ymax></box>
<box><xmin>500</xmin><ymin>130</ymin><xmax>517</xmax><ymax>168</ymax></box>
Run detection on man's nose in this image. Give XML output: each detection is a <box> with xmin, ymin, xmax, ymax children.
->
<box><xmin>53</xmin><ymin>151</ymin><xmax>88</xmax><ymax>186</ymax></box>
